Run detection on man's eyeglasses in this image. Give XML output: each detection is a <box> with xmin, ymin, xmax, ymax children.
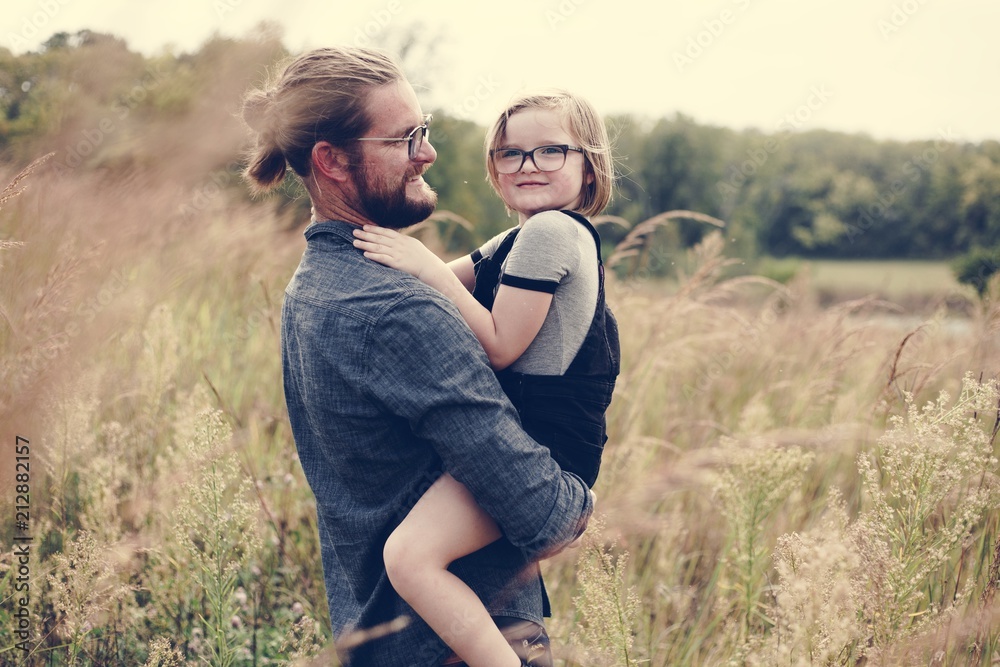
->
<box><xmin>490</xmin><ymin>144</ymin><xmax>584</xmax><ymax>174</ymax></box>
<box><xmin>356</xmin><ymin>114</ymin><xmax>432</xmax><ymax>160</ymax></box>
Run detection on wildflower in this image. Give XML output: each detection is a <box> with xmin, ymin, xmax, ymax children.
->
<box><xmin>143</xmin><ymin>637</ymin><xmax>184</xmax><ymax>667</ymax></box>
<box><xmin>571</xmin><ymin>514</ymin><xmax>640</xmax><ymax>666</ymax></box>
<box><xmin>47</xmin><ymin>531</ymin><xmax>134</xmax><ymax>663</ymax></box>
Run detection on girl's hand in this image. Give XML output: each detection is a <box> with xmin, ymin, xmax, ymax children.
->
<box><xmin>352</xmin><ymin>225</ymin><xmax>450</xmax><ymax>287</ymax></box>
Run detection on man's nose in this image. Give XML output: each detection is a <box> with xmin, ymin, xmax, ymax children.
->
<box><xmin>414</xmin><ymin>138</ymin><xmax>436</xmax><ymax>164</ymax></box>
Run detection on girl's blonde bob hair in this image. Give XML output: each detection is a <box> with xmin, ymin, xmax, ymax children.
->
<box><xmin>484</xmin><ymin>89</ymin><xmax>614</xmax><ymax>218</ymax></box>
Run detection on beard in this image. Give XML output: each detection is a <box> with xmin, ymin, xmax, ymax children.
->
<box><xmin>353</xmin><ymin>163</ymin><xmax>437</xmax><ymax>230</ymax></box>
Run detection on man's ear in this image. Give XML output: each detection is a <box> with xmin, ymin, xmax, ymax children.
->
<box><xmin>312</xmin><ymin>141</ymin><xmax>352</xmax><ymax>183</ymax></box>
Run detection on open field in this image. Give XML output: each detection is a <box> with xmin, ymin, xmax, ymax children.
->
<box><xmin>804</xmin><ymin>259</ymin><xmax>971</xmax><ymax>303</ymax></box>
<box><xmin>1</xmin><ymin>27</ymin><xmax>999</xmax><ymax>667</ymax></box>
<box><xmin>625</xmin><ymin>258</ymin><xmax>975</xmax><ymax>315</ymax></box>
<box><xmin>806</xmin><ymin>259</ymin><xmax>962</xmax><ymax>297</ymax></box>
<box><xmin>1</xmin><ymin>158</ymin><xmax>999</xmax><ymax>666</ymax></box>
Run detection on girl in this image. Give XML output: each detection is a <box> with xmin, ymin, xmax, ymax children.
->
<box><xmin>353</xmin><ymin>90</ymin><xmax>619</xmax><ymax>667</ymax></box>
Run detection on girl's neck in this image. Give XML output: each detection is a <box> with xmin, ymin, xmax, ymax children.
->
<box><xmin>517</xmin><ymin>207</ymin><xmax>576</xmax><ymax>225</ymax></box>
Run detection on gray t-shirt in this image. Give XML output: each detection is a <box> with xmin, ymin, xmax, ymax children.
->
<box><xmin>475</xmin><ymin>210</ymin><xmax>599</xmax><ymax>375</ymax></box>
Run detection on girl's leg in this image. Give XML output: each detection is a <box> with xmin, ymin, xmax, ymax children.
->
<box><xmin>383</xmin><ymin>473</ymin><xmax>521</xmax><ymax>667</ymax></box>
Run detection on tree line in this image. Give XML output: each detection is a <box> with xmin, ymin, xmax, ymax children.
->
<box><xmin>2</xmin><ymin>29</ymin><xmax>999</xmax><ymax>267</ymax></box>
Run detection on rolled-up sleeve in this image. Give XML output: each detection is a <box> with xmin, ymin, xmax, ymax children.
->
<box><xmin>363</xmin><ymin>292</ymin><xmax>593</xmax><ymax>559</ymax></box>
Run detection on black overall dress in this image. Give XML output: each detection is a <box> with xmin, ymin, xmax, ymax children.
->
<box><xmin>469</xmin><ymin>210</ymin><xmax>620</xmax><ymax>487</ymax></box>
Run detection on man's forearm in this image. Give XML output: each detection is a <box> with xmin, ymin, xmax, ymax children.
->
<box><xmin>436</xmin><ymin>419</ymin><xmax>595</xmax><ymax>561</ymax></box>
<box><xmin>369</xmin><ymin>294</ymin><xmax>594</xmax><ymax>560</ymax></box>
<box><xmin>509</xmin><ymin>470</ymin><xmax>593</xmax><ymax>561</ymax></box>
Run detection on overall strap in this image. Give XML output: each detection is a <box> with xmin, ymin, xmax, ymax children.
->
<box><xmin>558</xmin><ymin>209</ymin><xmax>607</xmax><ymax>309</ymax></box>
<box><xmin>493</xmin><ymin>227</ymin><xmax>521</xmax><ymax>264</ymax></box>
<box><xmin>558</xmin><ymin>210</ymin><xmax>621</xmax><ymax>379</ymax></box>
<box><xmin>471</xmin><ymin>227</ymin><xmax>520</xmax><ymax>310</ymax></box>
<box><xmin>558</xmin><ymin>210</ymin><xmax>604</xmax><ymax>265</ymax></box>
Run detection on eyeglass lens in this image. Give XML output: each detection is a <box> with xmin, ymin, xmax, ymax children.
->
<box><xmin>409</xmin><ymin>125</ymin><xmax>427</xmax><ymax>159</ymax></box>
<box><xmin>494</xmin><ymin>146</ymin><xmax>569</xmax><ymax>174</ymax></box>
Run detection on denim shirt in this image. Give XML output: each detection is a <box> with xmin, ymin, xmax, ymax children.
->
<box><xmin>281</xmin><ymin>220</ymin><xmax>594</xmax><ymax>666</ymax></box>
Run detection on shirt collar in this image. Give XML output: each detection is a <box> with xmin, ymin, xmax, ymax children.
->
<box><xmin>303</xmin><ymin>218</ymin><xmax>360</xmax><ymax>245</ymax></box>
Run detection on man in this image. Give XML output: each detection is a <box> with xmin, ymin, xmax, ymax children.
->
<box><xmin>242</xmin><ymin>47</ymin><xmax>593</xmax><ymax>666</ymax></box>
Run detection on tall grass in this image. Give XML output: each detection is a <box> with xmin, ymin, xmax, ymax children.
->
<box><xmin>0</xmin><ymin>150</ymin><xmax>998</xmax><ymax>666</ymax></box>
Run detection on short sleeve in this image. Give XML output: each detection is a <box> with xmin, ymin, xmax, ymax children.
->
<box><xmin>500</xmin><ymin>211</ymin><xmax>582</xmax><ymax>293</ymax></box>
<box><xmin>473</xmin><ymin>227</ymin><xmax>517</xmax><ymax>263</ymax></box>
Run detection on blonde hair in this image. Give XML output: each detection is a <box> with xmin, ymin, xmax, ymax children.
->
<box><xmin>241</xmin><ymin>47</ymin><xmax>405</xmax><ymax>195</ymax></box>
<box><xmin>484</xmin><ymin>89</ymin><xmax>614</xmax><ymax>218</ymax></box>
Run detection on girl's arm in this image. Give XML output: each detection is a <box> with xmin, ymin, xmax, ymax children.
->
<box><xmin>447</xmin><ymin>254</ymin><xmax>476</xmax><ymax>293</ymax></box>
<box><xmin>353</xmin><ymin>225</ymin><xmax>550</xmax><ymax>370</ymax></box>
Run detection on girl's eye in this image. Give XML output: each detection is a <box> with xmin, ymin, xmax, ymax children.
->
<box><xmin>539</xmin><ymin>146</ymin><xmax>563</xmax><ymax>156</ymax></box>
<box><xmin>498</xmin><ymin>149</ymin><xmax>522</xmax><ymax>160</ymax></box>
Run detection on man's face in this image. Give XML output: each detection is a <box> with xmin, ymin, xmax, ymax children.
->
<box><xmin>351</xmin><ymin>80</ymin><xmax>438</xmax><ymax>229</ymax></box>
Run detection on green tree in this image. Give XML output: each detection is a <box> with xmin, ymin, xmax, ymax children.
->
<box><xmin>952</xmin><ymin>245</ymin><xmax>1000</xmax><ymax>298</ymax></box>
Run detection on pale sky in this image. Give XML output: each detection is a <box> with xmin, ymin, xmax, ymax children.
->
<box><xmin>3</xmin><ymin>0</ymin><xmax>998</xmax><ymax>143</ymax></box>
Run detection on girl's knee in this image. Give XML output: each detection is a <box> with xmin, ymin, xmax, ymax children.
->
<box><xmin>384</xmin><ymin>530</ymin><xmax>426</xmax><ymax>582</ymax></box>
<box><xmin>383</xmin><ymin>528</ymin><xmax>410</xmax><ymax>584</ymax></box>
<box><xmin>383</xmin><ymin>527</ymin><xmax>449</xmax><ymax>595</ymax></box>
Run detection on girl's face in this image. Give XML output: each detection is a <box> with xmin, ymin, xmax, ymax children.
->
<box><xmin>495</xmin><ymin>108</ymin><xmax>592</xmax><ymax>224</ymax></box>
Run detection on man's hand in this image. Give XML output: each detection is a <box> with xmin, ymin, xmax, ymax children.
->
<box><xmin>352</xmin><ymin>225</ymin><xmax>451</xmax><ymax>288</ymax></box>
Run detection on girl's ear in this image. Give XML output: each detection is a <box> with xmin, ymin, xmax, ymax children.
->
<box><xmin>312</xmin><ymin>141</ymin><xmax>352</xmax><ymax>183</ymax></box>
